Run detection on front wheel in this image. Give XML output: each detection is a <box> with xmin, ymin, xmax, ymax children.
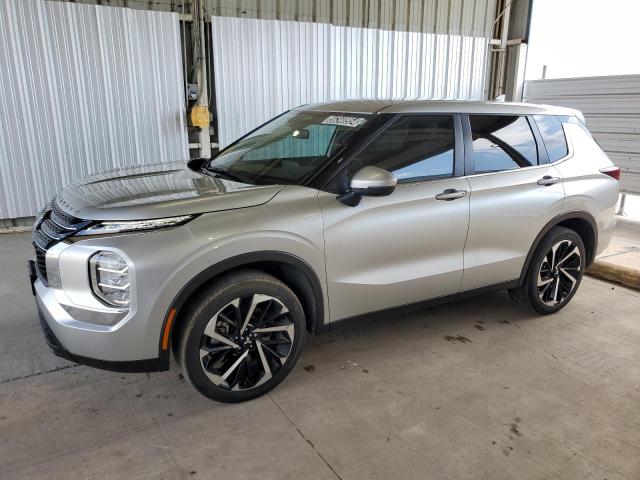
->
<box><xmin>510</xmin><ymin>226</ymin><xmax>586</xmax><ymax>315</ymax></box>
<box><xmin>177</xmin><ymin>270</ymin><xmax>306</xmax><ymax>403</ymax></box>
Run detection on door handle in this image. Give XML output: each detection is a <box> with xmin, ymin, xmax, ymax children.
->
<box><xmin>537</xmin><ymin>175</ymin><xmax>560</xmax><ymax>186</ymax></box>
<box><xmin>435</xmin><ymin>189</ymin><xmax>467</xmax><ymax>201</ymax></box>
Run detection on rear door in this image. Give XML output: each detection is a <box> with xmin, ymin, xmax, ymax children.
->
<box><xmin>461</xmin><ymin>114</ymin><xmax>565</xmax><ymax>291</ymax></box>
<box><xmin>319</xmin><ymin>114</ymin><xmax>470</xmax><ymax>321</ymax></box>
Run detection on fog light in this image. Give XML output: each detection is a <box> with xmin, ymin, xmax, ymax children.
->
<box><xmin>89</xmin><ymin>251</ymin><xmax>131</xmax><ymax>307</ymax></box>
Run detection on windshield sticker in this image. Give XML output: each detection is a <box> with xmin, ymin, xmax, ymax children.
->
<box><xmin>321</xmin><ymin>115</ymin><xmax>367</xmax><ymax>128</ymax></box>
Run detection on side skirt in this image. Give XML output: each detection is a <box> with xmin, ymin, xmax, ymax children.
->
<box><xmin>323</xmin><ymin>279</ymin><xmax>520</xmax><ymax>332</ymax></box>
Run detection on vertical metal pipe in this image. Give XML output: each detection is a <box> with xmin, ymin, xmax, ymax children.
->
<box><xmin>196</xmin><ymin>0</ymin><xmax>211</xmax><ymax>158</ymax></box>
<box><xmin>617</xmin><ymin>193</ymin><xmax>627</xmax><ymax>216</ymax></box>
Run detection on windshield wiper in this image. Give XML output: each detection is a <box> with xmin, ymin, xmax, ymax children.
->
<box><xmin>204</xmin><ymin>166</ymin><xmax>254</xmax><ymax>185</ymax></box>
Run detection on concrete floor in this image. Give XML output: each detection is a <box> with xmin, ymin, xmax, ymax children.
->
<box><xmin>2</xmin><ymin>231</ymin><xmax>640</xmax><ymax>480</ymax></box>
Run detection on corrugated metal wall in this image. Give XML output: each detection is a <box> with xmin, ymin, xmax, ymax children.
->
<box><xmin>524</xmin><ymin>75</ymin><xmax>640</xmax><ymax>194</ymax></box>
<box><xmin>208</xmin><ymin>0</ymin><xmax>496</xmax><ymax>36</ymax></box>
<box><xmin>212</xmin><ymin>15</ymin><xmax>492</xmax><ymax>147</ymax></box>
<box><xmin>48</xmin><ymin>0</ymin><xmax>497</xmax><ymax>37</ymax></box>
<box><xmin>0</xmin><ymin>0</ymin><xmax>188</xmax><ymax>220</ymax></box>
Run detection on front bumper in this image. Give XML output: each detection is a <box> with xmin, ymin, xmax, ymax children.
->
<box><xmin>30</xmin><ymin>260</ymin><xmax>163</xmax><ymax>373</ymax></box>
<box><xmin>37</xmin><ymin>308</ymin><xmax>160</xmax><ymax>372</ymax></box>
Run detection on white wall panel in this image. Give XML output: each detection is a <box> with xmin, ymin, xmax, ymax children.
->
<box><xmin>207</xmin><ymin>0</ymin><xmax>497</xmax><ymax>37</ymax></box>
<box><xmin>0</xmin><ymin>0</ymin><xmax>187</xmax><ymax>220</ymax></box>
<box><xmin>212</xmin><ymin>16</ymin><xmax>490</xmax><ymax>148</ymax></box>
<box><xmin>524</xmin><ymin>75</ymin><xmax>640</xmax><ymax>194</ymax></box>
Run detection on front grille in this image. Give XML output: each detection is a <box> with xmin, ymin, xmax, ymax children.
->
<box><xmin>34</xmin><ymin>244</ymin><xmax>48</xmax><ymax>283</ymax></box>
<box><xmin>32</xmin><ymin>200</ymin><xmax>90</xmax><ymax>286</ymax></box>
<box><xmin>51</xmin><ymin>201</ymin><xmax>85</xmax><ymax>228</ymax></box>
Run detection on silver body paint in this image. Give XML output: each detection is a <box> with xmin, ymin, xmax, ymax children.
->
<box><xmin>34</xmin><ymin>101</ymin><xmax>618</xmax><ymax>364</ymax></box>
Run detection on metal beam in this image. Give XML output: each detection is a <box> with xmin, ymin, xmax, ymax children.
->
<box><xmin>488</xmin><ymin>0</ymin><xmax>532</xmax><ymax>101</ymax></box>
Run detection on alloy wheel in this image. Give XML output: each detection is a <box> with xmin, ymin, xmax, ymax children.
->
<box><xmin>537</xmin><ymin>239</ymin><xmax>582</xmax><ymax>307</ymax></box>
<box><xmin>199</xmin><ymin>294</ymin><xmax>295</xmax><ymax>391</ymax></box>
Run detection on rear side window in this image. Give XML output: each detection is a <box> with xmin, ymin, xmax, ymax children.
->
<box><xmin>347</xmin><ymin>114</ymin><xmax>455</xmax><ymax>183</ymax></box>
<box><xmin>533</xmin><ymin>115</ymin><xmax>568</xmax><ymax>162</ymax></box>
<box><xmin>469</xmin><ymin>115</ymin><xmax>538</xmax><ymax>173</ymax></box>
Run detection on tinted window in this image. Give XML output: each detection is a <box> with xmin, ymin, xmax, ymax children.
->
<box><xmin>209</xmin><ymin>111</ymin><xmax>372</xmax><ymax>185</ymax></box>
<box><xmin>348</xmin><ymin>115</ymin><xmax>455</xmax><ymax>183</ymax></box>
<box><xmin>244</xmin><ymin>123</ymin><xmax>338</xmax><ymax>160</ymax></box>
<box><xmin>469</xmin><ymin>115</ymin><xmax>538</xmax><ymax>173</ymax></box>
<box><xmin>534</xmin><ymin>115</ymin><xmax>568</xmax><ymax>161</ymax></box>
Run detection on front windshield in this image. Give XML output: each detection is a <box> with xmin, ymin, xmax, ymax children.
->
<box><xmin>207</xmin><ymin>110</ymin><xmax>372</xmax><ymax>185</ymax></box>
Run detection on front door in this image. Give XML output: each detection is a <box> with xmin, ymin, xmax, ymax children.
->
<box><xmin>319</xmin><ymin>114</ymin><xmax>470</xmax><ymax>321</ymax></box>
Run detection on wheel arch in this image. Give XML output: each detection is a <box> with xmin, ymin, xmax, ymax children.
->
<box><xmin>518</xmin><ymin>211</ymin><xmax>598</xmax><ymax>286</ymax></box>
<box><xmin>157</xmin><ymin>251</ymin><xmax>327</xmax><ymax>370</ymax></box>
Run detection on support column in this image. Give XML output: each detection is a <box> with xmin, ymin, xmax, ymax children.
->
<box><xmin>505</xmin><ymin>43</ymin><xmax>528</xmax><ymax>101</ymax></box>
<box><xmin>487</xmin><ymin>0</ymin><xmax>532</xmax><ymax>101</ymax></box>
<box><xmin>197</xmin><ymin>1</ymin><xmax>211</xmax><ymax>159</ymax></box>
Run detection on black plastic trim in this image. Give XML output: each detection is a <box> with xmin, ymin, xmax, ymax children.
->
<box><xmin>461</xmin><ymin>114</ymin><xmax>473</xmax><ymax>176</ymax></box>
<box><xmin>71</xmin><ymin>355</ymin><xmax>160</xmax><ymax>373</ymax></box>
<box><xmin>38</xmin><ymin>311</ymin><xmax>160</xmax><ymax>373</ymax></box>
<box><xmin>453</xmin><ymin>113</ymin><xmax>465</xmax><ymax>177</ymax></box>
<box><xmin>158</xmin><ymin>251</ymin><xmax>327</xmax><ymax>370</ymax></box>
<box><xmin>527</xmin><ymin>114</ymin><xmax>551</xmax><ymax>165</ymax></box>
<box><xmin>330</xmin><ymin>280</ymin><xmax>519</xmax><ymax>329</ymax></box>
<box><xmin>28</xmin><ymin>260</ymin><xmax>37</xmax><ymax>296</ymax></box>
<box><xmin>517</xmin><ymin>210</ymin><xmax>598</xmax><ymax>286</ymax></box>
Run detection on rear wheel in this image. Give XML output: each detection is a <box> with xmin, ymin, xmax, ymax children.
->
<box><xmin>178</xmin><ymin>270</ymin><xmax>306</xmax><ymax>402</ymax></box>
<box><xmin>510</xmin><ymin>227</ymin><xmax>585</xmax><ymax>314</ymax></box>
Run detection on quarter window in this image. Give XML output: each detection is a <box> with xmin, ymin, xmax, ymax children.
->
<box><xmin>469</xmin><ymin>115</ymin><xmax>538</xmax><ymax>173</ymax></box>
<box><xmin>348</xmin><ymin>115</ymin><xmax>455</xmax><ymax>183</ymax></box>
<box><xmin>534</xmin><ymin>115</ymin><xmax>568</xmax><ymax>161</ymax></box>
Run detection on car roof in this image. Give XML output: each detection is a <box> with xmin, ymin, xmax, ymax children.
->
<box><xmin>295</xmin><ymin>99</ymin><xmax>581</xmax><ymax>117</ymax></box>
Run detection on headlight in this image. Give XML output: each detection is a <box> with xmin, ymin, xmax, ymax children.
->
<box><xmin>89</xmin><ymin>251</ymin><xmax>131</xmax><ymax>307</ymax></box>
<box><xmin>77</xmin><ymin>215</ymin><xmax>194</xmax><ymax>236</ymax></box>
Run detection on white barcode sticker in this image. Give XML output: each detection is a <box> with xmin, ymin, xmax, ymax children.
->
<box><xmin>321</xmin><ymin>115</ymin><xmax>367</xmax><ymax>128</ymax></box>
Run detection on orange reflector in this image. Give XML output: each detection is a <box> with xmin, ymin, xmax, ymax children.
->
<box><xmin>162</xmin><ymin>308</ymin><xmax>177</xmax><ymax>351</ymax></box>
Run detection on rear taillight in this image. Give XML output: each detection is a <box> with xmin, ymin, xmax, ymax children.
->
<box><xmin>600</xmin><ymin>166</ymin><xmax>621</xmax><ymax>180</ymax></box>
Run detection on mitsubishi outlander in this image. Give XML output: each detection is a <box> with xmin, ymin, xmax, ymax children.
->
<box><xmin>29</xmin><ymin>100</ymin><xmax>620</xmax><ymax>402</ymax></box>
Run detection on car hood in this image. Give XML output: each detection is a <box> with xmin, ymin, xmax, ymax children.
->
<box><xmin>55</xmin><ymin>161</ymin><xmax>283</xmax><ymax>221</ymax></box>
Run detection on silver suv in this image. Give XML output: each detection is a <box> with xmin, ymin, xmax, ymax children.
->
<box><xmin>30</xmin><ymin>100</ymin><xmax>620</xmax><ymax>402</ymax></box>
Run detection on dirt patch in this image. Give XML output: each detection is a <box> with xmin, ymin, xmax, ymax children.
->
<box><xmin>303</xmin><ymin>365</ymin><xmax>315</xmax><ymax>373</ymax></box>
<box><xmin>509</xmin><ymin>416</ymin><xmax>523</xmax><ymax>436</ymax></box>
<box><xmin>443</xmin><ymin>335</ymin><xmax>472</xmax><ymax>344</ymax></box>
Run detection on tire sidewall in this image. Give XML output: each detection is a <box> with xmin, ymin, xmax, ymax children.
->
<box><xmin>526</xmin><ymin>228</ymin><xmax>586</xmax><ymax>314</ymax></box>
<box><xmin>180</xmin><ymin>273</ymin><xmax>306</xmax><ymax>403</ymax></box>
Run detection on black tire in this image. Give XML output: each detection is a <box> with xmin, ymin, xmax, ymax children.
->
<box><xmin>510</xmin><ymin>226</ymin><xmax>586</xmax><ymax>315</ymax></box>
<box><xmin>177</xmin><ymin>270</ymin><xmax>306</xmax><ymax>403</ymax></box>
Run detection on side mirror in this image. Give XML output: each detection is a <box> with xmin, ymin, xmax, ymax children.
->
<box><xmin>337</xmin><ymin>166</ymin><xmax>397</xmax><ymax>206</ymax></box>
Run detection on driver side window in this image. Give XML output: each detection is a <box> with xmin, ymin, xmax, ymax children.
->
<box><xmin>347</xmin><ymin>115</ymin><xmax>455</xmax><ymax>183</ymax></box>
